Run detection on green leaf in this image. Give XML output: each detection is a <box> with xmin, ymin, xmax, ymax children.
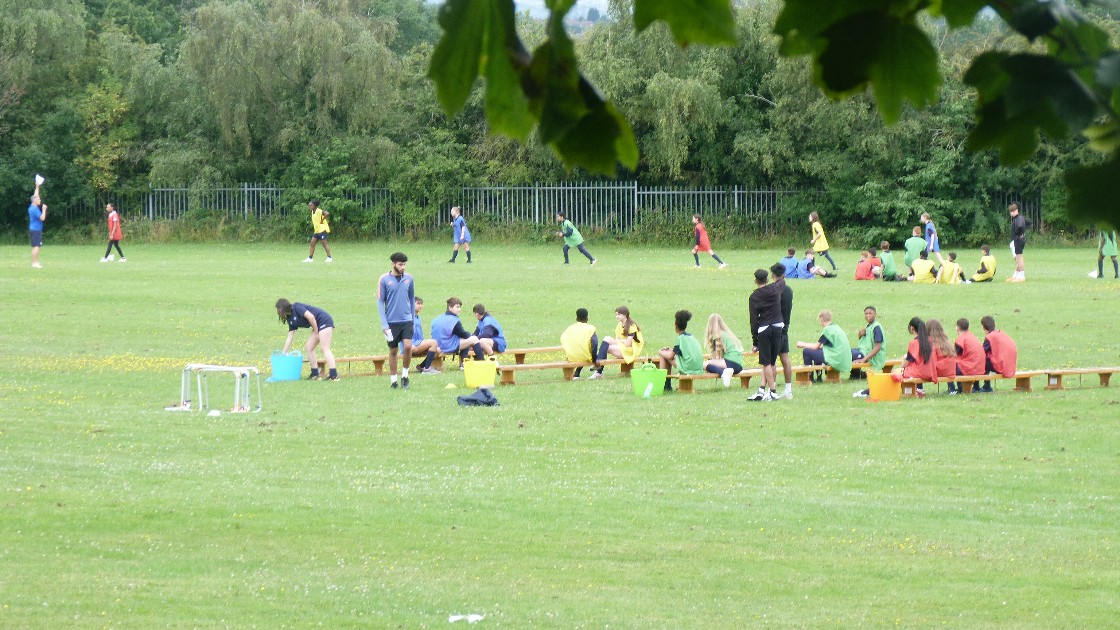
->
<box><xmin>428</xmin><ymin>0</ymin><xmax>490</xmax><ymax>114</ymax></box>
<box><xmin>1083</xmin><ymin>122</ymin><xmax>1120</xmax><ymax>154</ymax></box>
<box><xmin>633</xmin><ymin>0</ymin><xmax>737</xmax><ymax>46</ymax></box>
<box><xmin>481</xmin><ymin>1</ymin><xmax>532</xmax><ymax>139</ymax></box>
<box><xmin>774</xmin><ymin>0</ymin><xmax>882</xmax><ymax>57</ymax></box>
<box><xmin>1065</xmin><ymin>153</ymin><xmax>1120</xmax><ymax>229</ymax></box>
<box><xmin>1008</xmin><ymin>1</ymin><xmax>1057</xmax><ymax>41</ymax></box>
<box><xmin>930</xmin><ymin>0</ymin><xmax>989</xmax><ymax>29</ymax></box>
<box><xmin>815</xmin><ymin>11</ymin><xmax>941</xmax><ymax>123</ymax></box>
<box><xmin>1094</xmin><ymin>52</ymin><xmax>1120</xmax><ymax>89</ymax></box>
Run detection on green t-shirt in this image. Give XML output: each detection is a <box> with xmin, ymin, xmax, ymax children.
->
<box><xmin>561</xmin><ymin>219</ymin><xmax>584</xmax><ymax>246</ymax></box>
<box><xmin>820</xmin><ymin>323</ymin><xmax>852</xmax><ymax>373</ymax></box>
<box><xmin>720</xmin><ymin>332</ymin><xmax>744</xmax><ymax>367</ymax></box>
<box><xmin>675</xmin><ymin>332</ymin><xmax>705</xmax><ymax>375</ymax></box>
<box><xmin>903</xmin><ymin>236</ymin><xmax>926</xmax><ymax>267</ymax></box>
<box><xmin>857</xmin><ymin>321</ymin><xmax>886</xmax><ymax>371</ymax></box>
<box><xmin>880</xmin><ymin>251</ymin><xmax>897</xmax><ymax>278</ymax></box>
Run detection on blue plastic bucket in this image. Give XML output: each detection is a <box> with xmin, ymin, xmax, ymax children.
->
<box><xmin>269</xmin><ymin>351</ymin><xmax>303</xmax><ymax>382</ymax></box>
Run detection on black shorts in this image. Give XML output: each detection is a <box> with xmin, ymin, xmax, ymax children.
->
<box><xmin>756</xmin><ymin>327</ymin><xmax>784</xmax><ymax>366</ymax></box>
<box><xmin>780</xmin><ymin>330</ymin><xmax>790</xmax><ymax>355</ymax></box>
<box><xmin>1013</xmin><ymin>238</ymin><xmax>1025</xmax><ymax>255</ymax></box>
<box><xmin>312</xmin><ymin>232</ymin><xmax>328</xmax><ymax>241</ymax></box>
<box><xmin>29</xmin><ymin>230</ymin><xmax>43</xmax><ymax>247</ymax></box>
<box><xmin>386</xmin><ymin>321</ymin><xmax>415</xmax><ymax>347</ymax></box>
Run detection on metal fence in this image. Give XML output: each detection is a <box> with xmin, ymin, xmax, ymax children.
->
<box><xmin>56</xmin><ymin>182</ymin><xmax>1041</xmax><ymax>238</ymax></box>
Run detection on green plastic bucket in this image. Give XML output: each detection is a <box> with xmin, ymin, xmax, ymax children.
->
<box><xmin>630</xmin><ymin>362</ymin><xmax>668</xmax><ymax>397</ymax></box>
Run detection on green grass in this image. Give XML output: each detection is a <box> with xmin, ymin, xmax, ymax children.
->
<box><xmin>2</xmin><ymin>242</ymin><xmax>1118</xmax><ymax>627</ymax></box>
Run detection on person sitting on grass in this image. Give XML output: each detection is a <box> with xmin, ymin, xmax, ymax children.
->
<box><xmin>970</xmin><ymin>244</ymin><xmax>997</xmax><ymax>282</ymax></box>
<box><xmin>867</xmin><ymin>247</ymin><xmax>883</xmax><ymax>277</ymax></box>
<box><xmin>779</xmin><ymin>247</ymin><xmax>800</xmax><ymax>278</ymax></box>
<box><xmin>978</xmin><ymin>315</ymin><xmax>1018</xmax><ymax>393</ymax></box>
<box><xmin>895</xmin><ymin>316</ymin><xmax>936</xmax><ymax>396</ymax></box>
<box><xmin>471</xmin><ymin>303</ymin><xmax>507</xmax><ymax>357</ymax></box>
<box><xmin>852</xmin><ymin>306</ymin><xmax>886</xmax><ymax>398</ymax></box>
<box><xmin>561</xmin><ymin>308</ymin><xmax>598</xmax><ymax>379</ymax></box>
<box><xmin>947</xmin><ymin>318</ymin><xmax>986</xmax><ymax>394</ymax></box>
<box><xmin>588</xmin><ymin>306</ymin><xmax>644</xmax><ymax>378</ymax></box>
<box><xmin>908</xmin><ymin>250</ymin><xmax>937</xmax><ymax>284</ymax></box>
<box><xmin>702</xmin><ymin>313</ymin><xmax>746</xmax><ymax>388</ymax></box>
<box><xmin>926</xmin><ymin>319</ymin><xmax>958</xmax><ymax>381</ymax></box>
<box><xmin>658</xmin><ymin>310</ymin><xmax>705</xmax><ymax>392</ymax></box>
<box><xmin>936</xmin><ymin>251</ymin><xmax>963</xmax><ymax>284</ymax></box>
<box><xmin>854</xmin><ymin>250</ymin><xmax>876</xmax><ymax>280</ymax></box>
<box><xmin>428</xmin><ymin>297</ymin><xmax>484</xmax><ymax>370</ymax></box>
<box><xmin>795</xmin><ymin>249</ymin><xmax>836</xmax><ymax>279</ymax></box>
<box><xmin>796</xmin><ymin>309</ymin><xmax>852</xmax><ymax>383</ymax></box>
<box><xmin>878</xmin><ymin>241</ymin><xmax>899</xmax><ymax>281</ymax></box>
<box><xmin>405</xmin><ymin>297</ymin><xmax>442</xmax><ymax>374</ymax></box>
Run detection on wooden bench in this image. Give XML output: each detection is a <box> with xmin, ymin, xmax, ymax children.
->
<box><xmin>305</xmin><ymin>353</ymin><xmax>444</xmax><ymax>376</ymax></box>
<box><xmin>497</xmin><ymin>357</ymin><xmax>648</xmax><ymax>385</ymax></box>
<box><xmin>503</xmin><ymin>345</ymin><xmax>565</xmax><ymax>364</ymax></box>
<box><xmin>667</xmin><ymin>369</ymin><xmax>764</xmax><ymax>393</ymax></box>
<box><xmin>1039</xmin><ymin>366</ymin><xmax>1120</xmax><ymax>389</ymax></box>
<box><xmin>792</xmin><ymin>359</ymin><xmax>902</xmax><ymax>385</ymax></box>
<box><xmin>897</xmin><ymin>367</ymin><xmax>1115</xmax><ymax>396</ymax></box>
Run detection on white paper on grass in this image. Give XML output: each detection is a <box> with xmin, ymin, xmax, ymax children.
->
<box><xmin>34</xmin><ymin>174</ymin><xmax>44</xmax><ymax>186</ymax></box>
<box><xmin>448</xmin><ymin>614</ymin><xmax>484</xmax><ymax>623</ymax></box>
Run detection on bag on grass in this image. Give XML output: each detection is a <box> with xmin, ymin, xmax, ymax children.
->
<box><xmin>457</xmin><ymin>388</ymin><xmax>499</xmax><ymax>407</ymax></box>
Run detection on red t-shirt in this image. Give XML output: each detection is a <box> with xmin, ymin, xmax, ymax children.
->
<box><xmin>954</xmin><ymin>331</ymin><xmax>985</xmax><ymax>376</ymax></box>
<box><xmin>854</xmin><ymin>259</ymin><xmax>874</xmax><ymax>280</ymax></box>
<box><xmin>107</xmin><ymin>211</ymin><xmax>122</xmax><ymax>241</ymax></box>
<box><xmin>694</xmin><ymin>222</ymin><xmax>711</xmax><ymax>251</ymax></box>
<box><xmin>986</xmin><ymin>330</ymin><xmax>1018</xmax><ymax>377</ymax></box>
<box><xmin>902</xmin><ymin>337</ymin><xmax>937</xmax><ymax>381</ymax></box>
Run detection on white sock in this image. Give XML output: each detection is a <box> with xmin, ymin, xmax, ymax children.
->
<box><xmin>390</xmin><ymin>375</ymin><xmax>398</xmax><ymax>383</ymax></box>
<box><xmin>784</xmin><ymin>383</ymin><xmax>792</xmax><ymax>393</ymax></box>
<box><xmin>402</xmin><ymin>368</ymin><xmax>409</xmax><ymax>377</ymax></box>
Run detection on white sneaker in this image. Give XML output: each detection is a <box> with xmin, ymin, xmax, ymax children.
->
<box><xmin>325</xmin><ymin>257</ymin><xmax>332</xmax><ymax>263</ymax></box>
<box><xmin>747</xmin><ymin>389</ymin><xmax>768</xmax><ymax>401</ymax></box>
<box><xmin>718</xmin><ymin>263</ymin><xmax>727</xmax><ymax>269</ymax></box>
<box><xmin>853</xmin><ymin>389</ymin><xmax>869</xmax><ymax>398</ymax></box>
<box><xmin>118</xmin><ymin>258</ymin><xmax>126</xmax><ymax>263</ymax></box>
<box><xmin>721</xmin><ymin>367</ymin><xmax>734</xmax><ymax>388</ymax></box>
<box><xmin>32</xmin><ymin>263</ymin><xmax>42</xmax><ymax>268</ymax></box>
<box><xmin>100</xmin><ymin>257</ymin><xmax>109</xmax><ymax>263</ymax></box>
<box><xmin>778</xmin><ymin>388</ymin><xmax>793</xmax><ymax>400</ymax></box>
<box><xmin>302</xmin><ymin>257</ymin><xmax>314</xmax><ymax>263</ymax></box>
<box><xmin>588</xmin><ymin>371</ymin><xmax>603</xmax><ymax>380</ymax></box>
<box><xmin>421</xmin><ymin>367</ymin><xmax>441</xmax><ymax>375</ymax></box>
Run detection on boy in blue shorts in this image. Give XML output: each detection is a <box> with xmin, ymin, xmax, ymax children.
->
<box><xmin>472</xmin><ymin>304</ymin><xmax>506</xmax><ymax>356</ymax></box>
<box><xmin>448</xmin><ymin>206</ymin><xmax>472</xmax><ymax>263</ymax></box>
<box><xmin>303</xmin><ymin>200</ymin><xmax>332</xmax><ymax>263</ymax></box>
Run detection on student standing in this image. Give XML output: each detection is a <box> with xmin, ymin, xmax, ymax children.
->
<box><xmin>691</xmin><ymin>214</ymin><xmax>727</xmax><ymax>268</ymax></box>
<box><xmin>920</xmin><ymin>213</ymin><xmax>945</xmax><ymax>265</ymax></box>
<box><xmin>748</xmin><ymin>269</ymin><xmax>786</xmax><ymax>401</ymax></box>
<box><xmin>101</xmin><ymin>203</ymin><xmax>126</xmax><ymax>262</ymax></box>
<box><xmin>770</xmin><ymin>262</ymin><xmax>794</xmax><ymax>400</ymax></box>
<box><xmin>276</xmin><ymin>299</ymin><xmax>338</xmax><ymax>380</ymax></box>
<box><xmin>28</xmin><ymin>185</ymin><xmax>46</xmax><ymax>269</ymax></box>
<box><xmin>1008</xmin><ymin>203</ymin><xmax>1026</xmax><ymax>282</ymax></box>
<box><xmin>448</xmin><ymin>206</ymin><xmax>472</xmax><ymax>263</ymax></box>
<box><xmin>1099</xmin><ymin>230</ymin><xmax>1119</xmax><ymax>279</ymax></box>
<box><xmin>303</xmin><ymin>200</ymin><xmax>332</xmax><ymax>263</ymax></box>
<box><xmin>808</xmin><ymin>212</ymin><xmax>837</xmax><ymax>269</ymax></box>
<box><xmin>556</xmin><ymin>211</ymin><xmax>596</xmax><ymax>265</ymax></box>
<box><xmin>377</xmin><ymin>252</ymin><xmax>416</xmax><ymax>389</ymax></box>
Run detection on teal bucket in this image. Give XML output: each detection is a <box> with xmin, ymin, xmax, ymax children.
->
<box><xmin>268</xmin><ymin>351</ymin><xmax>302</xmax><ymax>382</ymax></box>
<box><xmin>630</xmin><ymin>362</ymin><xmax>668</xmax><ymax>397</ymax></box>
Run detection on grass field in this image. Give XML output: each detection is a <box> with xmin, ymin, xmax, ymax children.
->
<box><xmin>2</xmin><ymin>242</ymin><xmax>1118</xmax><ymax>627</ymax></box>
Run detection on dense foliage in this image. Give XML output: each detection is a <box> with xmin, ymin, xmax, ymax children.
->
<box><xmin>0</xmin><ymin>0</ymin><xmax>1107</xmax><ymax>242</ymax></box>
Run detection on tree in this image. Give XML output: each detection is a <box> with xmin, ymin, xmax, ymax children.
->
<box><xmin>428</xmin><ymin>0</ymin><xmax>1120</xmax><ymax>228</ymax></box>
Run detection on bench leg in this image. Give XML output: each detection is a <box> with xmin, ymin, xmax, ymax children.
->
<box><xmin>1101</xmin><ymin>373</ymin><xmax>1112</xmax><ymax>387</ymax></box>
<box><xmin>562</xmin><ymin>366</ymin><xmax>576</xmax><ymax>380</ymax></box>
<box><xmin>825</xmin><ymin>369</ymin><xmax>840</xmax><ymax>384</ymax></box>
<box><xmin>738</xmin><ymin>374</ymin><xmax>753</xmax><ymax>389</ymax></box>
<box><xmin>1015</xmin><ymin>376</ymin><xmax>1032</xmax><ymax>392</ymax></box>
<box><xmin>1045</xmin><ymin>373</ymin><xmax>1063</xmax><ymax>390</ymax></box>
<box><xmin>795</xmin><ymin>371</ymin><xmax>811</xmax><ymax>386</ymax></box>
<box><xmin>372</xmin><ymin>358</ymin><xmax>385</xmax><ymax>375</ymax></box>
<box><xmin>620</xmin><ymin>362</ymin><xmax>634</xmax><ymax>375</ymax></box>
<box><xmin>678</xmin><ymin>378</ymin><xmax>694</xmax><ymax>394</ymax></box>
<box><xmin>499</xmin><ymin>370</ymin><xmax>515</xmax><ymax>385</ymax></box>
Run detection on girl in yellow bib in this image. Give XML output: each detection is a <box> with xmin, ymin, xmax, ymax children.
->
<box><xmin>588</xmin><ymin>306</ymin><xmax>644</xmax><ymax>378</ymax></box>
<box><xmin>808</xmin><ymin>212</ymin><xmax>836</xmax><ymax>270</ymax></box>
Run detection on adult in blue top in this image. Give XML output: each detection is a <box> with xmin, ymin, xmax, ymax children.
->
<box><xmin>377</xmin><ymin>252</ymin><xmax>416</xmax><ymax>389</ymax></box>
<box><xmin>471</xmin><ymin>304</ymin><xmax>507</xmax><ymax>355</ymax></box>
<box><xmin>448</xmin><ymin>206</ymin><xmax>472</xmax><ymax>263</ymax></box>
<box><xmin>778</xmin><ymin>247</ymin><xmax>799</xmax><ymax>278</ymax></box>
<box><xmin>276</xmin><ymin>299</ymin><xmax>337</xmax><ymax>380</ymax></box>
<box><xmin>427</xmin><ymin>297</ymin><xmax>483</xmax><ymax>368</ymax></box>
<box><xmin>28</xmin><ymin>185</ymin><xmax>47</xmax><ymax>268</ymax></box>
<box><xmin>920</xmin><ymin>212</ymin><xmax>945</xmax><ymax>265</ymax></box>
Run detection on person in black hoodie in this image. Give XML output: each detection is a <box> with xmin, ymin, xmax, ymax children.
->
<box><xmin>748</xmin><ymin>268</ymin><xmax>786</xmax><ymax>401</ymax></box>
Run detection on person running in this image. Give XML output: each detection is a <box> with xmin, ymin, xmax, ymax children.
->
<box><xmin>978</xmin><ymin>315</ymin><xmax>1018</xmax><ymax>393</ymax></box>
<box><xmin>377</xmin><ymin>252</ymin><xmax>417</xmax><ymax>389</ymax></box>
<box><xmin>1008</xmin><ymin>202</ymin><xmax>1026</xmax><ymax>282</ymax></box>
<box><xmin>902</xmin><ymin>226</ymin><xmax>926</xmax><ymax>269</ymax></box>
<box><xmin>936</xmin><ymin>252</ymin><xmax>963</xmax><ymax>284</ymax></box>
<box><xmin>691</xmin><ymin>214</ymin><xmax>726</xmax><ymax>269</ymax></box>
<box><xmin>100</xmin><ymin>203</ymin><xmax>126</xmax><ymax>262</ymax></box>
<box><xmin>770</xmin><ymin>262</ymin><xmax>794</xmax><ymax>400</ymax></box>
<box><xmin>808</xmin><ymin>211</ymin><xmax>837</xmax><ymax>270</ymax></box>
<box><xmin>428</xmin><ymin>297</ymin><xmax>484</xmax><ymax>369</ymax></box>
<box><xmin>28</xmin><ymin>185</ymin><xmax>47</xmax><ymax>268</ymax></box>
<box><xmin>556</xmin><ymin>211</ymin><xmax>596</xmax><ymax>265</ymax></box>
<box><xmin>303</xmin><ymin>200</ymin><xmax>332</xmax><ymax>263</ymax></box>
<box><xmin>852</xmin><ymin>306</ymin><xmax>886</xmax><ymax>398</ymax></box>
<box><xmin>970</xmin><ymin>244</ymin><xmax>997</xmax><ymax>282</ymax></box>
<box><xmin>947</xmin><ymin>318</ymin><xmax>985</xmax><ymax>394</ymax></box>
<box><xmin>1099</xmin><ymin>229</ymin><xmax>1119</xmax><ymax>279</ymax></box>
<box><xmin>448</xmin><ymin>206</ymin><xmax>472</xmax><ymax>263</ymax></box>
<box><xmin>471</xmin><ymin>303</ymin><xmax>506</xmax><ymax>356</ymax></box>
<box><xmin>702</xmin><ymin>313</ymin><xmax>745</xmax><ymax>388</ymax></box>
<box><xmin>920</xmin><ymin>213</ymin><xmax>945</xmax><ymax>265</ymax></box>
<box><xmin>796</xmin><ymin>310</ymin><xmax>853</xmax><ymax>383</ymax></box>
<box><xmin>658</xmin><ymin>310</ymin><xmax>705</xmax><ymax>392</ymax></box>
<box><xmin>878</xmin><ymin>241</ymin><xmax>898</xmax><ymax>281</ymax></box>
<box><xmin>561</xmin><ymin>308</ymin><xmax>598</xmax><ymax>379</ymax></box>
<box><xmin>748</xmin><ymin>268</ymin><xmax>786</xmax><ymax>401</ymax></box>
<box><xmin>275</xmin><ymin>299</ymin><xmax>337</xmax><ymax>380</ymax></box>
<box><xmin>589</xmin><ymin>306</ymin><xmax>643</xmax><ymax>378</ymax></box>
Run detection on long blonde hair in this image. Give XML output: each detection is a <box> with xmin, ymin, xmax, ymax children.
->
<box><xmin>925</xmin><ymin>319</ymin><xmax>956</xmax><ymax>356</ymax></box>
<box><xmin>705</xmin><ymin>313</ymin><xmax>742</xmax><ymax>358</ymax></box>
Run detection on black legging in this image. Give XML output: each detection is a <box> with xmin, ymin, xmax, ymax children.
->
<box><xmin>104</xmin><ymin>240</ymin><xmax>124</xmax><ymax>258</ymax></box>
